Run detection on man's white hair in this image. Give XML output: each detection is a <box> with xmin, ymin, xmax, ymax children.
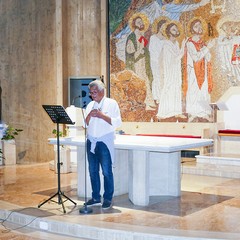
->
<box><xmin>88</xmin><ymin>80</ymin><xmax>105</xmax><ymax>91</ymax></box>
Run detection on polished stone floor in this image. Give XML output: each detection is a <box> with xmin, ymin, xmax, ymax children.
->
<box><xmin>0</xmin><ymin>162</ymin><xmax>240</xmax><ymax>239</ymax></box>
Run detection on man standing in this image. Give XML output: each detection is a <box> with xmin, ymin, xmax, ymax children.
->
<box><xmin>183</xmin><ymin>17</ymin><xmax>215</xmax><ymax>122</ymax></box>
<box><xmin>149</xmin><ymin>17</ymin><xmax>169</xmax><ymax>105</ymax></box>
<box><xmin>125</xmin><ymin>12</ymin><xmax>155</xmax><ymax>110</ymax></box>
<box><xmin>84</xmin><ymin>80</ymin><xmax>122</xmax><ymax>209</ymax></box>
<box><xmin>157</xmin><ymin>21</ymin><xmax>186</xmax><ymax>120</ymax></box>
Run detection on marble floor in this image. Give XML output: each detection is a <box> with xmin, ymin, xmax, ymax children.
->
<box><xmin>0</xmin><ymin>162</ymin><xmax>240</xmax><ymax>240</ymax></box>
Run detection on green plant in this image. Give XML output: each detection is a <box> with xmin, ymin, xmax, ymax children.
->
<box><xmin>52</xmin><ymin>129</ymin><xmax>68</xmax><ymax>149</ymax></box>
<box><xmin>1</xmin><ymin>126</ymin><xmax>23</xmax><ymax>140</ymax></box>
<box><xmin>52</xmin><ymin>129</ymin><xmax>66</xmax><ymax>137</ymax></box>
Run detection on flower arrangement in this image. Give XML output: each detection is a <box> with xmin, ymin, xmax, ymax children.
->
<box><xmin>0</xmin><ymin>124</ymin><xmax>23</xmax><ymax>164</ymax></box>
<box><xmin>1</xmin><ymin>125</ymin><xmax>23</xmax><ymax>140</ymax></box>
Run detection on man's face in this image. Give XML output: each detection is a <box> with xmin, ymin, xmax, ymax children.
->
<box><xmin>221</xmin><ymin>22</ymin><xmax>231</xmax><ymax>35</ymax></box>
<box><xmin>159</xmin><ymin>24</ymin><xmax>165</xmax><ymax>34</ymax></box>
<box><xmin>135</xmin><ymin>17</ymin><xmax>144</xmax><ymax>31</ymax></box>
<box><xmin>169</xmin><ymin>24</ymin><xmax>180</xmax><ymax>38</ymax></box>
<box><xmin>221</xmin><ymin>22</ymin><xmax>235</xmax><ymax>36</ymax></box>
<box><xmin>157</xmin><ymin>20</ymin><xmax>166</xmax><ymax>34</ymax></box>
<box><xmin>89</xmin><ymin>86</ymin><xmax>104</xmax><ymax>103</ymax></box>
<box><xmin>192</xmin><ymin>21</ymin><xmax>203</xmax><ymax>35</ymax></box>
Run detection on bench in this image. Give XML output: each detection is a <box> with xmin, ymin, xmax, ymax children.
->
<box><xmin>217</xmin><ymin>129</ymin><xmax>240</xmax><ymax>154</ymax></box>
<box><xmin>218</xmin><ymin>129</ymin><xmax>240</xmax><ymax>137</ymax></box>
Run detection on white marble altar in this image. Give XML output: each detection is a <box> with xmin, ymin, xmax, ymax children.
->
<box><xmin>48</xmin><ymin>135</ymin><xmax>213</xmax><ymax>206</ymax></box>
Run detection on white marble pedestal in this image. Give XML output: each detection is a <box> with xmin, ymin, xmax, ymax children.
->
<box><xmin>2</xmin><ymin>140</ymin><xmax>16</xmax><ymax>165</ymax></box>
<box><xmin>54</xmin><ymin>146</ymin><xmax>71</xmax><ymax>174</ymax></box>
<box><xmin>129</xmin><ymin>150</ymin><xmax>181</xmax><ymax>206</ymax></box>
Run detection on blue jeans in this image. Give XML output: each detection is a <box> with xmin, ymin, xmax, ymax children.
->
<box><xmin>87</xmin><ymin>139</ymin><xmax>114</xmax><ymax>202</ymax></box>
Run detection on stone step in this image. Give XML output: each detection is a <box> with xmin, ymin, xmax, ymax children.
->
<box><xmin>182</xmin><ymin>154</ymin><xmax>240</xmax><ymax>178</ymax></box>
<box><xmin>1</xmin><ymin>204</ymin><xmax>226</xmax><ymax>240</ymax></box>
<box><xmin>196</xmin><ymin>153</ymin><xmax>240</xmax><ymax>166</ymax></box>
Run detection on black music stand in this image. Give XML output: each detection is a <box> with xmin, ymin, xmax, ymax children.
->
<box><xmin>38</xmin><ymin>105</ymin><xmax>77</xmax><ymax>213</ymax></box>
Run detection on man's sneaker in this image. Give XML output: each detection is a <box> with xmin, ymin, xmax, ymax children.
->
<box><xmin>102</xmin><ymin>200</ymin><xmax>112</xmax><ymax>209</ymax></box>
<box><xmin>84</xmin><ymin>198</ymin><xmax>101</xmax><ymax>206</ymax></box>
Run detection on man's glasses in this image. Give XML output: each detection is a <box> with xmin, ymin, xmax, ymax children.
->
<box><xmin>89</xmin><ymin>90</ymin><xmax>99</xmax><ymax>95</ymax></box>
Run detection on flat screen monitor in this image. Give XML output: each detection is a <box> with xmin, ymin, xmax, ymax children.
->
<box><xmin>68</xmin><ymin>76</ymin><xmax>101</xmax><ymax>108</ymax></box>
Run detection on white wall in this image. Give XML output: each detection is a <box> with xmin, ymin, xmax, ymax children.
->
<box><xmin>224</xmin><ymin>95</ymin><xmax>240</xmax><ymax>129</ymax></box>
<box><xmin>217</xmin><ymin>87</ymin><xmax>240</xmax><ymax>130</ymax></box>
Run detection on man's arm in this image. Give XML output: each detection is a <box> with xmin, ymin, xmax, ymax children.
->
<box><xmin>86</xmin><ymin>109</ymin><xmax>112</xmax><ymax>126</ymax></box>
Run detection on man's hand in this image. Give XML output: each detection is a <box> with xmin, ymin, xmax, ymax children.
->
<box><xmin>90</xmin><ymin>109</ymin><xmax>101</xmax><ymax>118</ymax></box>
<box><xmin>89</xmin><ymin>109</ymin><xmax>112</xmax><ymax>125</ymax></box>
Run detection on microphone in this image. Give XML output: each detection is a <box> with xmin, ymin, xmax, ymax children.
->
<box><xmin>72</xmin><ymin>95</ymin><xmax>81</xmax><ymax>105</ymax></box>
<box><xmin>71</xmin><ymin>91</ymin><xmax>87</xmax><ymax>105</ymax></box>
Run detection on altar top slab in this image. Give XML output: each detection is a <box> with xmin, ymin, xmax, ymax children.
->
<box><xmin>49</xmin><ymin>134</ymin><xmax>213</xmax><ymax>153</ymax></box>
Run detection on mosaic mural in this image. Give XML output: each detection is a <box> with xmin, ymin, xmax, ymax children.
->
<box><xmin>109</xmin><ymin>0</ymin><xmax>240</xmax><ymax>122</ymax></box>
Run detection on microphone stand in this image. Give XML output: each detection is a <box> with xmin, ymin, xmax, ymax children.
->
<box><xmin>79</xmin><ymin>107</ymin><xmax>92</xmax><ymax>214</ymax></box>
<box><xmin>72</xmin><ymin>91</ymin><xmax>87</xmax><ymax>107</ymax></box>
<box><xmin>72</xmin><ymin>95</ymin><xmax>81</xmax><ymax>105</ymax></box>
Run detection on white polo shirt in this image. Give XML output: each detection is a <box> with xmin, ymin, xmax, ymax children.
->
<box><xmin>85</xmin><ymin>97</ymin><xmax>122</xmax><ymax>138</ymax></box>
<box><xmin>85</xmin><ymin>97</ymin><xmax>122</xmax><ymax>163</ymax></box>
